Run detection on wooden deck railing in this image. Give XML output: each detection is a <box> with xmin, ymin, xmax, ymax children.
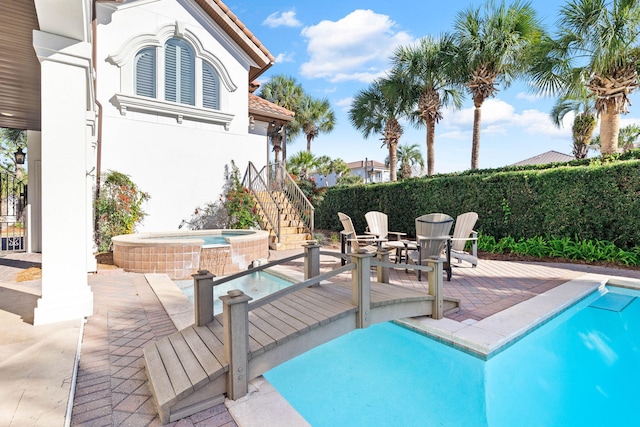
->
<box><xmin>192</xmin><ymin>242</ymin><xmax>444</xmax><ymax>399</ymax></box>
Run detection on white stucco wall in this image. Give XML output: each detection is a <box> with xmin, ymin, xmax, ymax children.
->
<box><xmin>96</xmin><ymin>0</ymin><xmax>267</xmax><ymax>231</ymax></box>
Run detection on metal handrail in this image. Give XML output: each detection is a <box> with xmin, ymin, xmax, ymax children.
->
<box><xmin>268</xmin><ymin>162</ymin><xmax>315</xmax><ymax>234</ymax></box>
<box><xmin>243</xmin><ymin>161</ymin><xmax>281</xmax><ymax>244</ymax></box>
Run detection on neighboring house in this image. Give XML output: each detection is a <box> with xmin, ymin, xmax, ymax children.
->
<box><xmin>347</xmin><ymin>160</ymin><xmax>390</xmax><ymax>184</ymax></box>
<box><xmin>312</xmin><ymin>159</ymin><xmax>390</xmax><ymax>187</ymax></box>
<box><xmin>0</xmin><ymin>0</ymin><xmax>290</xmax><ymax>324</ymax></box>
<box><xmin>511</xmin><ymin>150</ymin><xmax>575</xmax><ymax>166</ymax></box>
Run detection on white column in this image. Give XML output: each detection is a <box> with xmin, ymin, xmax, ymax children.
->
<box><xmin>26</xmin><ymin>131</ymin><xmax>42</xmax><ymax>253</ymax></box>
<box><xmin>32</xmin><ymin>30</ymin><xmax>94</xmax><ymax>325</ymax></box>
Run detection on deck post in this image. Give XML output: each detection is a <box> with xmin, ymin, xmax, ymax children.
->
<box><xmin>376</xmin><ymin>248</ymin><xmax>390</xmax><ymax>284</ymax></box>
<box><xmin>351</xmin><ymin>250</ymin><xmax>373</xmax><ymax>328</ymax></box>
<box><xmin>221</xmin><ymin>289</ymin><xmax>252</xmax><ymax>400</ymax></box>
<box><xmin>304</xmin><ymin>240</ymin><xmax>321</xmax><ymax>282</ymax></box>
<box><xmin>426</xmin><ymin>259</ymin><xmax>444</xmax><ymax>319</ymax></box>
<box><xmin>193</xmin><ymin>270</ymin><xmax>215</xmax><ymax>326</ymax></box>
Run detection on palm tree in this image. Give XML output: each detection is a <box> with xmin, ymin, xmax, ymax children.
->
<box><xmin>258</xmin><ymin>75</ymin><xmax>305</xmax><ymax>161</ymax></box>
<box><xmin>529</xmin><ymin>0</ymin><xmax>640</xmax><ymax>154</ymax></box>
<box><xmin>315</xmin><ymin>155</ymin><xmax>333</xmax><ymax>187</ymax></box>
<box><xmin>396</xmin><ymin>143</ymin><xmax>425</xmax><ymax>179</ymax></box>
<box><xmin>619</xmin><ymin>124</ymin><xmax>640</xmax><ymax>152</ymax></box>
<box><xmin>592</xmin><ymin>123</ymin><xmax>640</xmax><ymax>153</ymax></box>
<box><xmin>292</xmin><ymin>96</ymin><xmax>336</xmax><ymax>153</ymax></box>
<box><xmin>0</xmin><ymin>127</ymin><xmax>26</xmax><ymax>174</ymax></box>
<box><xmin>454</xmin><ymin>1</ymin><xmax>543</xmax><ymax>169</ymax></box>
<box><xmin>315</xmin><ymin>157</ymin><xmax>350</xmax><ymax>187</ymax></box>
<box><xmin>549</xmin><ymin>90</ymin><xmax>597</xmax><ymax>159</ymax></box>
<box><xmin>286</xmin><ymin>151</ymin><xmax>318</xmax><ymax>180</ymax></box>
<box><xmin>391</xmin><ymin>34</ymin><xmax>464</xmax><ymax>176</ymax></box>
<box><xmin>349</xmin><ymin>76</ymin><xmax>407</xmax><ymax>181</ymax></box>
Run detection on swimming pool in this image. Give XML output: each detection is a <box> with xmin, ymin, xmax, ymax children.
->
<box><xmin>264</xmin><ymin>285</ymin><xmax>640</xmax><ymax>426</ymax></box>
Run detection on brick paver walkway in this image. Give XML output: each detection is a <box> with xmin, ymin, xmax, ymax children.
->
<box><xmin>70</xmin><ymin>272</ymin><xmax>236</xmax><ymax>427</ymax></box>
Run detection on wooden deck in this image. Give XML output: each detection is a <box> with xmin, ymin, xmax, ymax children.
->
<box><xmin>144</xmin><ymin>279</ymin><xmax>459</xmax><ymax>423</ymax></box>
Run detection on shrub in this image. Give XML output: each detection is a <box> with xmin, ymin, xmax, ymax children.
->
<box><xmin>223</xmin><ymin>161</ymin><xmax>260</xmax><ymax>229</ymax></box>
<box><xmin>181</xmin><ymin>161</ymin><xmax>260</xmax><ymax>230</ymax></box>
<box><xmin>315</xmin><ymin>157</ymin><xmax>640</xmax><ymax>250</ymax></box>
<box><xmin>96</xmin><ymin>170</ymin><xmax>149</xmax><ymax>252</ymax></box>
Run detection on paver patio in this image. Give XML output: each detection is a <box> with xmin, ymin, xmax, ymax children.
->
<box><xmin>1</xmin><ymin>249</ymin><xmax>639</xmax><ymax>426</ymax></box>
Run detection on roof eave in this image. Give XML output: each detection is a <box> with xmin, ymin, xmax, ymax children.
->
<box><xmin>194</xmin><ymin>0</ymin><xmax>275</xmax><ymax>81</ymax></box>
<box><xmin>249</xmin><ymin>108</ymin><xmax>294</xmax><ymax>123</ymax></box>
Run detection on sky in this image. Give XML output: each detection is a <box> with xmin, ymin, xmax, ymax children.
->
<box><xmin>227</xmin><ymin>0</ymin><xmax>640</xmax><ymax>174</ymax></box>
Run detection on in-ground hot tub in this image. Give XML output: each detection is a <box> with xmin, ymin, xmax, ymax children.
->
<box><xmin>112</xmin><ymin>229</ymin><xmax>269</xmax><ymax>280</ymax></box>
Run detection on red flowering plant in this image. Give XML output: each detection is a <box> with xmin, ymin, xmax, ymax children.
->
<box><xmin>223</xmin><ymin>161</ymin><xmax>260</xmax><ymax>229</ymax></box>
<box><xmin>95</xmin><ymin>170</ymin><xmax>150</xmax><ymax>252</ymax></box>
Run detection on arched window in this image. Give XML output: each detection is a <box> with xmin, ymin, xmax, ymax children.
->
<box><xmin>202</xmin><ymin>62</ymin><xmax>220</xmax><ymax>110</ymax></box>
<box><xmin>134</xmin><ymin>47</ymin><xmax>156</xmax><ymax>98</ymax></box>
<box><xmin>164</xmin><ymin>38</ymin><xmax>195</xmax><ymax>105</ymax></box>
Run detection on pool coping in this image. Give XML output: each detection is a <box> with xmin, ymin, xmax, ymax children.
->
<box><xmin>397</xmin><ymin>273</ymin><xmax>640</xmax><ymax>358</ymax></box>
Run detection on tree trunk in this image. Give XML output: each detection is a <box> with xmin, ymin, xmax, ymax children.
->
<box><xmin>471</xmin><ymin>105</ymin><xmax>482</xmax><ymax>169</ymax></box>
<box><xmin>599</xmin><ymin>105</ymin><xmax>620</xmax><ymax>154</ymax></box>
<box><xmin>426</xmin><ymin>118</ymin><xmax>435</xmax><ymax>176</ymax></box>
<box><xmin>389</xmin><ymin>143</ymin><xmax>398</xmax><ymax>182</ymax></box>
<box><xmin>272</xmin><ymin>134</ymin><xmax>282</xmax><ymax>164</ymax></box>
<box><xmin>306</xmin><ymin>134</ymin><xmax>312</xmax><ymax>153</ymax></box>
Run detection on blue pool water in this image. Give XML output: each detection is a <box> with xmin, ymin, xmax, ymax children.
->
<box><xmin>176</xmin><ymin>270</ymin><xmax>294</xmax><ymax>312</ymax></box>
<box><xmin>264</xmin><ymin>286</ymin><xmax>640</xmax><ymax>426</ymax></box>
<box><xmin>148</xmin><ymin>231</ymin><xmax>250</xmax><ymax>246</ymax></box>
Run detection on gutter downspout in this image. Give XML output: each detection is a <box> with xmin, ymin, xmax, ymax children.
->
<box><xmin>92</xmin><ymin>0</ymin><xmax>103</xmax><ymax>240</ymax></box>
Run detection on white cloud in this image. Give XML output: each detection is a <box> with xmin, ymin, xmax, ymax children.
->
<box><xmin>335</xmin><ymin>97</ymin><xmax>354</xmax><ymax>111</ymax></box>
<box><xmin>300</xmin><ymin>9</ymin><xmax>413</xmax><ymax>83</ymax></box>
<box><xmin>512</xmin><ymin>109</ymin><xmax>569</xmax><ymax>137</ymax></box>
<box><xmin>441</xmin><ymin>98</ymin><xmax>571</xmax><ymax>142</ymax></box>
<box><xmin>263</xmin><ymin>10</ymin><xmax>302</xmax><ymax>28</ymax></box>
<box><xmin>619</xmin><ymin>116</ymin><xmax>640</xmax><ymax>128</ymax></box>
<box><xmin>484</xmin><ymin>124</ymin><xmax>508</xmax><ymax>136</ymax></box>
<box><xmin>444</xmin><ymin>99</ymin><xmax>515</xmax><ymax>126</ymax></box>
<box><xmin>516</xmin><ymin>92</ymin><xmax>544</xmax><ymax>102</ymax></box>
<box><xmin>274</xmin><ymin>52</ymin><xmax>295</xmax><ymax>63</ymax></box>
<box><xmin>439</xmin><ymin>130</ymin><xmax>471</xmax><ymax>140</ymax></box>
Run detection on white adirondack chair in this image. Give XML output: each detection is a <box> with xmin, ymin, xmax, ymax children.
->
<box><xmin>410</xmin><ymin>213</ymin><xmax>454</xmax><ymax>281</ymax></box>
<box><xmin>450</xmin><ymin>212</ymin><xmax>479</xmax><ymax>267</ymax></box>
<box><xmin>364</xmin><ymin>211</ymin><xmax>406</xmax><ymax>261</ymax></box>
<box><xmin>338</xmin><ymin>212</ymin><xmax>382</xmax><ymax>264</ymax></box>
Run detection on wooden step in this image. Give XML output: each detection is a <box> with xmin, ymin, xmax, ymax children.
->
<box><xmin>144</xmin><ymin>324</ymin><xmax>228</xmax><ymax>424</ymax></box>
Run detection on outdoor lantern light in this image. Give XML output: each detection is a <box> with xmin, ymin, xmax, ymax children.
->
<box><xmin>14</xmin><ymin>147</ymin><xmax>25</xmax><ymax>165</ymax></box>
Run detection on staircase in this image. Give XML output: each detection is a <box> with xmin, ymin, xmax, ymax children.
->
<box><xmin>244</xmin><ymin>162</ymin><xmax>313</xmax><ymax>250</ymax></box>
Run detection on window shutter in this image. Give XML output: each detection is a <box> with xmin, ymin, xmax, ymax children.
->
<box><xmin>202</xmin><ymin>62</ymin><xmax>219</xmax><ymax>109</ymax></box>
<box><xmin>164</xmin><ymin>39</ymin><xmax>194</xmax><ymax>105</ymax></box>
<box><xmin>165</xmin><ymin>41</ymin><xmax>177</xmax><ymax>103</ymax></box>
<box><xmin>135</xmin><ymin>48</ymin><xmax>156</xmax><ymax>98</ymax></box>
<box><xmin>179</xmin><ymin>44</ymin><xmax>195</xmax><ymax>105</ymax></box>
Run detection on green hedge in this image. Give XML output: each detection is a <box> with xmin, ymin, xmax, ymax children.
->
<box><xmin>315</xmin><ymin>159</ymin><xmax>640</xmax><ymax>250</ymax></box>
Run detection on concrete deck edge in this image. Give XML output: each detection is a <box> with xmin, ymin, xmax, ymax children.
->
<box><xmin>399</xmin><ymin>273</ymin><xmax>640</xmax><ymax>357</ymax></box>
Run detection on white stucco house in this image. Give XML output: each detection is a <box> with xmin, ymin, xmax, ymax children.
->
<box><xmin>0</xmin><ymin>0</ymin><xmax>292</xmax><ymax>325</ymax></box>
<box><xmin>312</xmin><ymin>159</ymin><xmax>390</xmax><ymax>187</ymax></box>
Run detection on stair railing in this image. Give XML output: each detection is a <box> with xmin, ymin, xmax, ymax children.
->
<box><xmin>242</xmin><ymin>162</ymin><xmax>281</xmax><ymax>244</ymax></box>
<box><xmin>268</xmin><ymin>162</ymin><xmax>314</xmax><ymax>235</ymax></box>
